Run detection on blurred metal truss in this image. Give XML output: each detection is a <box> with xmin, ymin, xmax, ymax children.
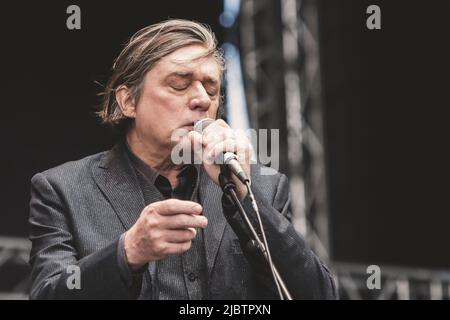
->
<box><xmin>240</xmin><ymin>0</ymin><xmax>330</xmax><ymax>259</ymax></box>
<box><xmin>240</xmin><ymin>0</ymin><xmax>289</xmax><ymax>174</ymax></box>
<box><xmin>333</xmin><ymin>263</ymin><xmax>450</xmax><ymax>300</ymax></box>
<box><xmin>239</xmin><ymin>0</ymin><xmax>450</xmax><ymax>299</ymax></box>
<box><xmin>0</xmin><ymin>237</ymin><xmax>30</xmax><ymax>300</ymax></box>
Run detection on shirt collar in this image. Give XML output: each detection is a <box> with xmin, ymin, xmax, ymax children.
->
<box><xmin>122</xmin><ymin>138</ymin><xmax>198</xmax><ymax>186</ymax></box>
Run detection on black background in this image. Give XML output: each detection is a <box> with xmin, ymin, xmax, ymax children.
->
<box><xmin>0</xmin><ymin>0</ymin><xmax>223</xmax><ymax>237</ymax></box>
<box><xmin>1</xmin><ymin>0</ymin><xmax>449</xmax><ymax>270</ymax></box>
<box><xmin>320</xmin><ymin>0</ymin><xmax>450</xmax><ymax>269</ymax></box>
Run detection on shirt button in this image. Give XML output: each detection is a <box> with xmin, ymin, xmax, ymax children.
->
<box><xmin>187</xmin><ymin>272</ymin><xmax>197</xmax><ymax>282</ymax></box>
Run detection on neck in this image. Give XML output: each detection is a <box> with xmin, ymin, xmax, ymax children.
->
<box><xmin>126</xmin><ymin>130</ymin><xmax>183</xmax><ymax>188</ymax></box>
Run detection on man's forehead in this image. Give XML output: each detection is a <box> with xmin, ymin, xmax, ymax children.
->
<box><xmin>166</xmin><ymin>45</ymin><xmax>212</xmax><ymax>63</ymax></box>
<box><xmin>165</xmin><ymin>71</ymin><xmax>219</xmax><ymax>84</ymax></box>
<box><xmin>160</xmin><ymin>46</ymin><xmax>220</xmax><ymax>79</ymax></box>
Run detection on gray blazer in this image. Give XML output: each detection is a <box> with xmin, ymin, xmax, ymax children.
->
<box><xmin>29</xmin><ymin>143</ymin><xmax>337</xmax><ymax>299</ymax></box>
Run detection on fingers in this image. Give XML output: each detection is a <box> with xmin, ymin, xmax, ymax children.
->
<box><xmin>130</xmin><ymin>200</ymin><xmax>207</xmax><ymax>263</ymax></box>
<box><xmin>202</xmin><ymin>119</ymin><xmax>229</xmax><ymax>137</ymax></box>
<box><xmin>207</xmin><ymin>138</ymin><xmax>251</xmax><ymax>163</ymax></box>
<box><xmin>148</xmin><ymin>199</ymin><xmax>202</xmax><ymax>216</ymax></box>
<box><xmin>164</xmin><ymin>228</ymin><xmax>197</xmax><ymax>243</ymax></box>
<box><xmin>203</xmin><ymin>128</ymin><xmax>236</xmax><ymax>147</ymax></box>
<box><xmin>163</xmin><ymin>241</ymin><xmax>193</xmax><ymax>255</ymax></box>
<box><xmin>192</xmin><ymin>120</ymin><xmax>252</xmax><ymax>164</ymax></box>
<box><xmin>161</xmin><ymin>213</ymin><xmax>208</xmax><ymax>230</ymax></box>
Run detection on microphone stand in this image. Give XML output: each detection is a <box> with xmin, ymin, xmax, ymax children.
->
<box><xmin>219</xmin><ymin>168</ymin><xmax>293</xmax><ymax>300</ymax></box>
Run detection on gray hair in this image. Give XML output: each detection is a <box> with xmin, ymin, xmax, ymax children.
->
<box><xmin>97</xmin><ymin>19</ymin><xmax>225</xmax><ymax>133</ymax></box>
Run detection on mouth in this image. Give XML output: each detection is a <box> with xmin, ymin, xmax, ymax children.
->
<box><xmin>181</xmin><ymin>122</ymin><xmax>195</xmax><ymax>130</ymax></box>
<box><xmin>181</xmin><ymin>118</ymin><xmax>210</xmax><ymax>131</ymax></box>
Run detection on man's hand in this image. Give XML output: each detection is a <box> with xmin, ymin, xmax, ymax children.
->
<box><xmin>189</xmin><ymin>119</ymin><xmax>253</xmax><ymax>200</ymax></box>
<box><xmin>124</xmin><ymin>199</ymin><xmax>207</xmax><ymax>271</ymax></box>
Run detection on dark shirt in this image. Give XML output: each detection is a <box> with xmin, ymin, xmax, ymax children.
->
<box><xmin>117</xmin><ymin>140</ymin><xmax>208</xmax><ymax>299</ymax></box>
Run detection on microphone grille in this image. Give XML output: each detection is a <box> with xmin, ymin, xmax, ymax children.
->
<box><xmin>194</xmin><ymin>118</ymin><xmax>215</xmax><ymax>134</ymax></box>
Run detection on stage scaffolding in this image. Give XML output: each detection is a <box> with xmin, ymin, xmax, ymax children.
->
<box><xmin>238</xmin><ymin>0</ymin><xmax>450</xmax><ymax>300</ymax></box>
<box><xmin>0</xmin><ymin>237</ymin><xmax>30</xmax><ymax>299</ymax></box>
<box><xmin>0</xmin><ymin>0</ymin><xmax>448</xmax><ymax>300</ymax></box>
<box><xmin>240</xmin><ymin>0</ymin><xmax>329</xmax><ymax>262</ymax></box>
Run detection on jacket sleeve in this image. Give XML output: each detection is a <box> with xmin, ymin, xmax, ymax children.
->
<box><xmin>28</xmin><ymin>173</ymin><xmax>143</xmax><ymax>300</ymax></box>
<box><xmin>222</xmin><ymin>173</ymin><xmax>338</xmax><ymax>300</ymax></box>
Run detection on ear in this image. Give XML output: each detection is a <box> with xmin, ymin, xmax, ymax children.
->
<box><xmin>115</xmin><ymin>85</ymin><xmax>137</xmax><ymax>118</ymax></box>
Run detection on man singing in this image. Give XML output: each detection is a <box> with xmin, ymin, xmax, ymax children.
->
<box><xmin>29</xmin><ymin>19</ymin><xmax>336</xmax><ymax>299</ymax></box>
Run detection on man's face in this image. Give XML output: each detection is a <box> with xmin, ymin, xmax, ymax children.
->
<box><xmin>131</xmin><ymin>44</ymin><xmax>221</xmax><ymax>150</ymax></box>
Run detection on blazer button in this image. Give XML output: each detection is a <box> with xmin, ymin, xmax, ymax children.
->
<box><xmin>188</xmin><ymin>272</ymin><xmax>197</xmax><ymax>282</ymax></box>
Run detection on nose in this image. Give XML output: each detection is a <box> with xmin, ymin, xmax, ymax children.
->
<box><xmin>188</xmin><ymin>81</ymin><xmax>211</xmax><ymax>111</ymax></box>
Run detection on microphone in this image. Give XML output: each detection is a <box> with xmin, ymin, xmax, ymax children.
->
<box><xmin>194</xmin><ymin>118</ymin><xmax>250</xmax><ymax>184</ymax></box>
<box><xmin>195</xmin><ymin>119</ymin><xmax>291</xmax><ymax>300</ymax></box>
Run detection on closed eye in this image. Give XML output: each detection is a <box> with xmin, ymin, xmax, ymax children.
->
<box><xmin>172</xmin><ymin>85</ymin><xmax>188</xmax><ymax>91</ymax></box>
<box><xmin>204</xmin><ymin>84</ymin><xmax>218</xmax><ymax>97</ymax></box>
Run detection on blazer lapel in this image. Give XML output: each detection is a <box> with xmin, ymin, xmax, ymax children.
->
<box><xmin>91</xmin><ymin>143</ymin><xmax>147</xmax><ymax>230</ymax></box>
<box><xmin>198</xmin><ymin>168</ymin><xmax>228</xmax><ymax>278</ymax></box>
<box><xmin>92</xmin><ymin>144</ymin><xmax>228</xmax><ymax>281</ymax></box>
